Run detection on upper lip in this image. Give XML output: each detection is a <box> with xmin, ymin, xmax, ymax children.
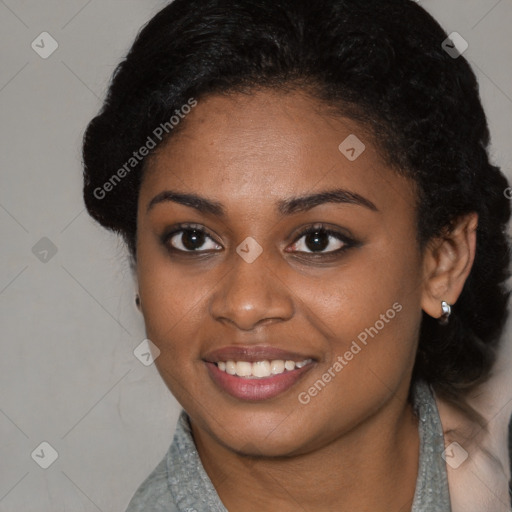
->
<box><xmin>203</xmin><ymin>345</ymin><xmax>316</xmax><ymax>363</ymax></box>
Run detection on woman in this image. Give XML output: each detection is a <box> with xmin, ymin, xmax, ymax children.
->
<box><xmin>82</xmin><ymin>0</ymin><xmax>512</xmax><ymax>510</ymax></box>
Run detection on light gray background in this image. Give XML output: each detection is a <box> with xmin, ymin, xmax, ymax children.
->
<box><xmin>0</xmin><ymin>1</ymin><xmax>511</xmax><ymax>511</ymax></box>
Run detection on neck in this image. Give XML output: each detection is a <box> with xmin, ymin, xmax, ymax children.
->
<box><xmin>191</xmin><ymin>383</ymin><xmax>420</xmax><ymax>512</ymax></box>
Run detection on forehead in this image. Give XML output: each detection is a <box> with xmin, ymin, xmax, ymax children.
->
<box><xmin>140</xmin><ymin>89</ymin><xmax>416</xmax><ymax>217</ymax></box>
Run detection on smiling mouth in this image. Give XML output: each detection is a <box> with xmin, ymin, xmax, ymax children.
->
<box><xmin>203</xmin><ymin>345</ymin><xmax>317</xmax><ymax>400</ymax></box>
<box><xmin>205</xmin><ymin>358</ymin><xmax>315</xmax><ymax>401</ymax></box>
<box><xmin>215</xmin><ymin>359</ymin><xmax>314</xmax><ymax>379</ymax></box>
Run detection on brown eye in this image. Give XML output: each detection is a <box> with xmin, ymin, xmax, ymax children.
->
<box><xmin>287</xmin><ymin>225</ymin><xmax>354</xmax><ymax>255</ymax></box>
<box><xmin>162</xmin><ymin>225</ymin><xmax>222</xmax><ymax>253</ymax></box>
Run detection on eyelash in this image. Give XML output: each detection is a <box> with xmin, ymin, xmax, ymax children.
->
<box><xmin>160</xmin><ymin>222</ymin><xmax>357</xmax><ymax>257</ymax></box>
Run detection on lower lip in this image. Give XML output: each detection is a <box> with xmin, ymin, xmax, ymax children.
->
<box><xmin>205</xmin><ymin>362</ymin><xmax>314</xmax><ymax>401</ymax></box>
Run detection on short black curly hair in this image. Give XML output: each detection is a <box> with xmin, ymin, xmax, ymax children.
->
<box><xmin>82</xmin><ymin>0</ymin><xmax>511</xmax><ymax>420</ymax></box>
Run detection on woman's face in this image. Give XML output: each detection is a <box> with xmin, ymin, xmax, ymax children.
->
<box><xmin>136</xmin><ymin>89</ymin><xmax>426</xmax><ymax>456</ymax></box>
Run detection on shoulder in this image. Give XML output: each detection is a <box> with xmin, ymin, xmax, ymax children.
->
<box><xmin>434</xmin><ymin>334</ymin><xmax>512</xmax><ymax>512</ymax></box>
<box><xmin>124</xmin><ymin>451</ymin><xmax>179</xmax><ymax>512</ymax></box>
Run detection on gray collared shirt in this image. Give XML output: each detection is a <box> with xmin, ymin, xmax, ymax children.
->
<box><xmin>125</xmin><ymin>379</ymin><xmax>451</xmax><ymax>511</ymax></box>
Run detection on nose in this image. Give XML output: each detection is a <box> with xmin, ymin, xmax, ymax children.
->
<box><xmin>209</xmin><ymin>249</ymin><xmax>295</xmax><ymax>331</ymax></box>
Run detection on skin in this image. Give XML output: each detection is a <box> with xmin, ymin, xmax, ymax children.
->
<box><xmin>135</xmin><ymin>88</ymin><xmax>478</xmax><ymax>511</ymax></box>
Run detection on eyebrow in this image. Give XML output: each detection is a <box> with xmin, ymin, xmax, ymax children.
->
<box><xmin>146</xmin><ymin>188</ymin><xmax>378</xmax><ymax>216</ymax></box>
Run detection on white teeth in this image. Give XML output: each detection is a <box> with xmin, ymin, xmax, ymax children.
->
<box><xmin>235</xmin><ymin>361</ymin><xmax>252</xmax><ymax>377</ymax></box>
<box><xmin>252</xmin><ymin>361</ymin><xmax>271</xmax><ymax>378</ymax></box>
<box><xmin>284</xmin><ymin>360</ymin><xmax>295</xmax><ymax>371</ymax></box>
<box><xmin>270</xmin><ymin>360</ymin><xmax>285</xmax><ymax>374</ymax></box>
<box><xmin>216</xmin><ymin>359</ymin><xmax>312</xmax><ymax>378</ymax></box>
<box><xmin>225</xmin><ymin>361</ymin><xmax>236</xmax><ymax>375</ymax></box>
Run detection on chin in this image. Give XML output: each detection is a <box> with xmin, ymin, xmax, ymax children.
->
<box><xmin>203</xmin><ymin>406</ymin><xmax>318</xmax><ymax>457</ymax></box>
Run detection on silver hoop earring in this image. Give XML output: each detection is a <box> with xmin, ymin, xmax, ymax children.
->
<box><xmin>439</xmin><ymin>301</ymin><xmax>451</xmax><ymax>325</ymax></box>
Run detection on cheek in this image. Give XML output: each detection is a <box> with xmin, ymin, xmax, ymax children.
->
<box><xmin>300</xmin><ymin>242</ymin><xmax>423</xmax><ymax>397</ymax></box>
<box><xmin>136</xmin><ymin>232</ymin><xmax>206</xmax><ymax>355</ymax></box>
<box><xmin>136</xmin><ymin>245</ymin><xmax>210</xmax><ymax>406</ymax></box>
<box><xmin>308</xmin><ymin>239</ymin><xmax>422</xmax><ymax>340</ymax></box>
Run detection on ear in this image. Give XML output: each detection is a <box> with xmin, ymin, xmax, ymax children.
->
<box><xmin>421</xmin><ymin>212</ymin><xmax>478</xmax><ymax>320</ymax></box>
